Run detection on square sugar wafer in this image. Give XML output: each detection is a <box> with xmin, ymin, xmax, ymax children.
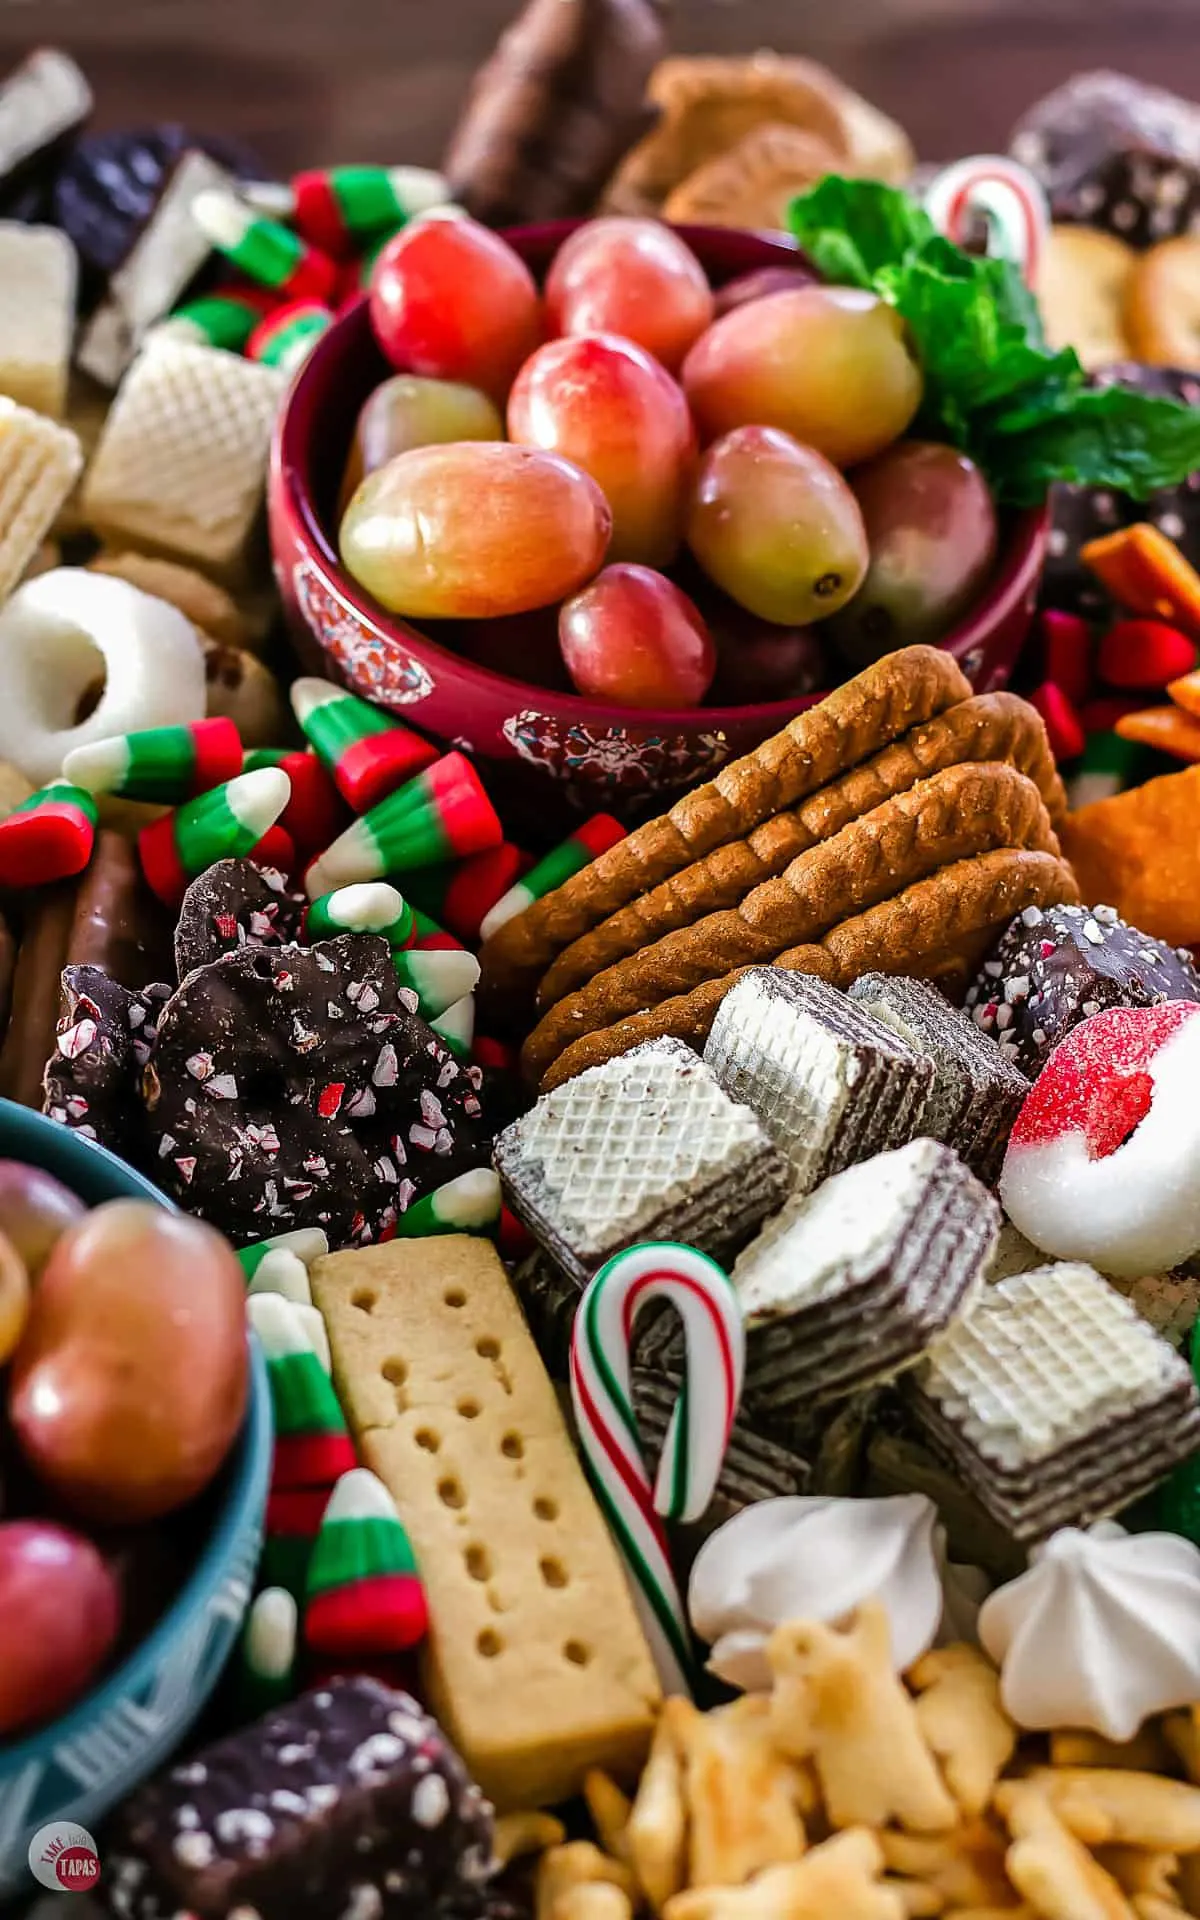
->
<box><xmin>848</xmin><ymin>972</ymin><xmax>1027</xmax><ymax>1184</ymax></box>
<box><xmin>704</xmin><ymin>967</ymin><xmax>934</xmax><ymax>1192</ymax></box>
<box><xmin>0</xmin><ymin>397</ymin><xmax>81</xmax><ymax>600</ymax></box>
<box><xmin>731</xmin><ymin>1139</ymin><xmax>1000</xmax><ymax>1409</ymax></box>
<box><xmin>81</xmin><ymin>337</ymin><xmax>288</xmax><ymax>583</ymax></box>
<box><xmin>907</xmin><ymin>1263</ymin><xmax>1200</xmax><ymax>1539</ymax></box>
<box><xmin>494</xmin><ymin>1036</ymin><xmax>791</xmax><ymax>1287</ymax></box>
<box><xmin>0</xmin><ymin>221</ymin><xmax>75</xmax><ymax>418</ymax></box>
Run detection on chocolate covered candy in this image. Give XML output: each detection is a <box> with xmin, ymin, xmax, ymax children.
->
<box><xmin>964</xmin><ymin>900</ymin><xmax>1200</xmax><ymax>1077</ymax></box>
<box><xmin>42</xmin><ymin>964</ymin><xmax>169</xmax><ymax>1151</ymax></box>
<box><xmin>142</xmin><ymin>933</ymin><xmax>492</xmax><ymax>1247</ymax></box>
<box><xmin>442</xmin><ymin>0</ymin><xmax>667</xmax><ymax>225</ymax></box>
<box><xmin>1011</xmin><ymin>71</ymin><xmax>1200</xmax><ymax>245</ymax></box>
<box><xmin>104</xmin><ymin>1674</ymin><xmax>494</xmax><ymax>1920</ymax></box>
<box><xmin>174</xmin><ymin>856</ymin><xmax>306</xmax><ymax>980</ymax></box>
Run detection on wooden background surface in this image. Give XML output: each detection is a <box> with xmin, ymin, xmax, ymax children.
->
<box><xmin>1</xmin><ymin>0</ymin><xmax>1199</xmax><ymax>179</ymax></box>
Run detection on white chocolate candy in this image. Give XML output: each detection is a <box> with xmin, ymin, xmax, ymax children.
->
<box><xmin>0</xmin><ymin>567</ymin><xmax>206</xmax><ymax>785</ymax></box>
<box><xmin>979</xmin><ymin>1521</ymin><xmax>1200</xmax><ymax>1740</ymax></box>
<box><xmin>688</xmin><ymin>1493</ymin><xmax>945</xmax><ymax>1690</ymax></box>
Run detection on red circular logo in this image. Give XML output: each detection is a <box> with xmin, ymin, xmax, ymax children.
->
<box><xmin>28</xmin><ymin>1822</ymin><xmax>101</xmax><ymax>1892</ymax></box>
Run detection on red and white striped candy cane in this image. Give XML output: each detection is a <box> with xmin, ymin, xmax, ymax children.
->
<box><xmin>570</xmin><ymin>1241</ymin><xmax>745</xmax><ymax>1695</ymax></box>
<box><xmin>924</xmin><ymin>154</ymin><xmax>1050</xmax><ymax>287</ymax></box>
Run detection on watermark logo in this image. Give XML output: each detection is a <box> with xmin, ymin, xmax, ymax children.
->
<box><xmin>27</xmin><ymin>1822</ymin><xmax>100</xmax><ymax>1893</ymax></box>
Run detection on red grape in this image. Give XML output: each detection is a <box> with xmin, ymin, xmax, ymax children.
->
<box><xmin>713</xmin><ymin>263</ymin><xmax>820</xmax><ymax>316</ymax></box>
<box><xmin>0</xmin><ymin>1521</ymin><xmax>120</xmax><ymax>1735</ymax></box>
<box><xmin>559</xmin><ymin>563</ymin><xmax>716</xmax><ymax>708</ymax></box>
<box><xmin>369</xmin><ymin>214</ymin><xmax>543</xmax><ymax>401</ymax></box>
<box><xmin>545</xmin><ymin>217</ymin><xmax>714</xmax><ymax>373</ymax></box>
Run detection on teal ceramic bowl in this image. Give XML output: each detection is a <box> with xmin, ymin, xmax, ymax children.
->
<box><xmin>0</xmin><ymin>1101</ymin><xmax>271</xmax><ymax>1896</ymax></box>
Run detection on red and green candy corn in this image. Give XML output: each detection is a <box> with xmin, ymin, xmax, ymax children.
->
<box><xmin>249</xmin><ymin>1293</ymin><xmax>356</xmax><ymax>1492</ymax></box>
<box><xmin>139</xmin><ymin>765</ymin><xmax>291</xmax><ymax>906</ymax></box>
<box><xmin>394</xmin><ymin>947</ymin><xmax>480</xmax><ymax>1022</ymax></box>
<box><xmin>305</xmin><ymin>1467</ymin><xmax>427</xmax><ymax>1657</ymax></box>
<box><xmin>394</xmin><ymin>1167</ymin><xmax>500</xmax><ymax>1239</ymax></box>
<box><xmin>305</xmin><ymin>880</ymin><xmax>415</xmax><ymax>949</ymax></box>
<box><xmin>237</xmin><ymin>1227</ymin><xmax>329</xmax><ymax>1283</ymax></box>
<box><xmin>410</xmin><ymin>906</ymin><xmax>466</xmax><ymax>953</ymax></box>
<box><xmin>245</xmin><ymin>1250</ymin><xmax>330</xmax><ymax>1364</ymax></box>
<box><xmin>191</xmin><ymin>188</ymin><xmax>340</xmax><ymax>304</ymax></box>
<box><xmin>247</xmin><ymin>165</ymin><xmax>452</xmax><ymax>256</ymax></box>
<box><xmin>1029</xmin><ymin>681</ymin><xmax>1085</xmax><ymax>763</ymax></box>
<box><xmin>1098</xmin><ymin>616</ymin><xmax>1198</xmax><ymax>690</ymax></box>
<box><xmin>0</xmin><ymin>780</ymin><xmax>96</xmax><ymax>888</ymax></box>
<box><xmin>238</xmin><ymin>1585</ymin><xmax>298</xmax><ymax>1718</ymax></box>
<box><xmin>158</xmin><ymin>284</ymin><xmax>276</xmax><ymax>352</ymax></box>
<box><xmin>64</xmin><ymin>716</ymin><xmax>243</xmax><ymax>803</ymax></box>
<box><xmin>480</xmin><ymin>815</ymin><xmax>627</xmax><ymax>943</ymax></box>
<box><xmin>291</xmin><ymin>678</ymin><xmax>437</xmax><ymax>812</ymax></box>
<box><xmin>244</xmin><ymin>747</ymin><xmax>348</xmax><ymax>856</ymax></box>
<box><xmin>405</xmin><ymin>842</ymin><xmax>525</xmax><ymax>946</ymax></box>
<box><xmin>430</xmin><ymin>993</ymin><xmax>474</xmax><ymax>1061</ymax></box>
<box><xmin>261</xmin><ymin>1484</ymin><xmax>329</xmax><ymax>1600</ymax></box>
<box><xmin>304</xmin><ymin>752</ymin><xmax>501</xmax><ymax>898</ymax></box>
<box><xmin>246</xmin><ymin>299</ymin><xmax>333</xmax><ymax>374</ymax></box>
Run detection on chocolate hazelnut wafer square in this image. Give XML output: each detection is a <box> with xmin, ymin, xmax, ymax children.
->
<box><xmin>907</xmin><ymin>1263</ymin><xmax>1200</xmax><ymax>1539</ymax></box>
<box><xmin>704</xmin><ymin>968</ymin><xmax>934</xmax><ymax>1191</ymax></box>
<box><xmin>731</xmin><ymin>1139</ymin><xmax>1000</xmax><ymax>1409</ymax></box>
<box><xmin>848</xmin><ymin>972</ymin><xmax>1027</xmax><ymax>1183</ymax></box>
<box><xmin>494</xmin><ymin>1037</ymin><xmax>791</xmax><ymax>1287</ymax></box>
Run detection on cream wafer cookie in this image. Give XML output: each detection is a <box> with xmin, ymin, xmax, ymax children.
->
<box><xmin>81</xmin><ymin>337</ymin><xmax>288</xmax><ymax>583</ymax></box>
<box><xmin>0</xmin><ymin>398</ymin><xmax>81</xmax><ymax>602</ymax></box>
<box><xmin>311</xmin><ymin>1234</ymin><xmax>662</xmax><ymax>1809</ymax></box>
<box><xmin>704</xmin><ymin>968</ymin><xmax>934</xmax><ymax>1192</ymax></box>
<box><xmin>493</xmin><ymin>1036</ymin><xmax>792</xmax><ymax>1287</ymax></box>
<box><xmin>0</xmin><ymin>51</ymin><xmax>91</xmax><ymax>191</ymax></box>
<box><xmin>0</xmin><ymin>221</ymin><xmax>75</xmax><ymax>419</ymax></box>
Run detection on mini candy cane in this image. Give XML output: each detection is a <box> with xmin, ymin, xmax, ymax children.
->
<box><xmin>570</xmin><ymin>1241</ymin><xmax>745</xmax><ymax>1695</ymax></box>
<box><xmin>924</xmin><ymin>154</ymin><xmax>1050</xmax><ymax>287</ymax></box>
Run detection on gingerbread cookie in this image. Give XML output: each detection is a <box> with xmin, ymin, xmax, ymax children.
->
<box><xmin>142</xmin><ymin>933</ymin><xmax>493</xmax><ymax>1246</ymax></box>
<box><xmin>174</xmin><ymin>856</ymin><xmax>305</xmax><ymax>980</ymax></box>
<box><xmin>522</xmin><ymin>761</ymin><xmax>1058</xmax><ymax>1085</ymax></box>
<box><xmin>480</xmin><ymin>646</ymin><xmax>971</xmax><ymax>1018</ymax></box>
<box><xmin>539</xmin><ymin>848</ymin><xmax>1080</xmax><ymax>1091</ymax></box>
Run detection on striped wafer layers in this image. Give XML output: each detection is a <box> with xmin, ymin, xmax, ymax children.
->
<box><xmin>477</xmin><ymin>647</ymin><xmax>1077</xmax><ymax>1090</ymax></box>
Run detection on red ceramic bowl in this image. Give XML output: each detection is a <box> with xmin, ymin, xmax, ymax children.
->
<box><xmin>269</xmin><ymin>221</ymin><xmax>1048</xmax><ymax>820</ymax></box>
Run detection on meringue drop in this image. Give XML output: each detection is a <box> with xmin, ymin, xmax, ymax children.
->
<box><xmin>978</xmin><ymin>1521</ymin><xmax>1200</xmax><ymax>1740</ymax></box>
<box><xmin>688</xmin><ymin>1494</ymin><xmax>945</xmax><ymax>1690</ymax></box>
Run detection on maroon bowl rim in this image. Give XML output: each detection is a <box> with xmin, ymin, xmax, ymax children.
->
<box><xmin>273</xmin><ymin>219</ymin><xmax>1048</xmax><ymax>733</ymax></box>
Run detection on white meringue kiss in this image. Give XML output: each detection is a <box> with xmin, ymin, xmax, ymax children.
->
<box><xmin>979</xmin><ymin>1521</ymin><xmax>1200</xmax><ymax>1740</ymax></box>
<box><xmin>688</xmin><ymin>1494</ymin><xmax>946</xmax><ymax>1690</ymax></box>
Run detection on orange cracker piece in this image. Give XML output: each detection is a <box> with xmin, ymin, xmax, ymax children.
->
<box><xmin>1081</xmin><ymin>524</ymin><xmax>1200</xmax><ymax>639</ymax></box>
<box><xmin>1116</xmin><ymin>705</ymin><xmax>1200</xmax><ymax>760</ymax></box>
<box><xmin>1060</xmin><ymin>763</ymin><xmax>1200</xmax><ymax>948</ymax></box>
<box><xmin>1168</xmin><ymin>669</ymin><xmax>1200</xmax><ymax>720</ymax></box>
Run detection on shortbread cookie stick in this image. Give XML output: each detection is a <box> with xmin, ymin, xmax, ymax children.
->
<box><xmin>522</xmin><ymin>763</ymin><xmax>1057</xmax><ymax>1084</ymax></box>
<box><xmin>479</xmin><ymin>645</ymin><xmax>970</xmax><ymax>1012</ymax></box>
<box><xmin>311</xmin><ymin>1235</ymin><xmax>661</xmax><ymax>1811</ymax></box>
<box><xmin>538</xmin><ymin>691</ymin><xmax>1067</xmax><ymax>1010</ymax></box>
<box><xmin>539</xmin><ymin>849</ymin><xmax>1079</xmax><ymax>1091</ymax></box>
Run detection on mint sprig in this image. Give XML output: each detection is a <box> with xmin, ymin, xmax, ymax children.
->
<box><xmin>787</xmin><ymin>177</ymin><xmax>1200</xmax><ymax>506</ymax></box>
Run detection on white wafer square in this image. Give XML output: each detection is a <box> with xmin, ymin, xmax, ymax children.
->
<box><xmin>0</xmin><ymin>398</ymin><xmax>82</xmax><ymax>601</ymax></box>
<box><xmin>81</xmin><ymin>337</ymin><xmax>288</xmax><ymax>582</ymax></box>
<box><xmin>1109</xmin><ymin>1269</ymin><xmax>1200</xmax><ymax>1349</ymax></box>
<box><xmin>0</xmin><ymin>222</ymin><xmax>76</xmax><ymax>419</ymax></box>
<box><xmin>913</xmin><ymin>1263</ymin><xmax>1194</xmax><ymax>1469</ymax></box>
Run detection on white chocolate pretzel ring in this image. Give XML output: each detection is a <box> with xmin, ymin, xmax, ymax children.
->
<box><xmin>0</xmin><ymin>567</ymin><xmax>207</xmax><ymax>785</ymax></box>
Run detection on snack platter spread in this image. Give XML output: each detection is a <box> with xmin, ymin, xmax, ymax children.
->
<box><xmin>9</xmin><ymin>15</ymin><xmax>1200</xmax><ymax>1920</ymax></box>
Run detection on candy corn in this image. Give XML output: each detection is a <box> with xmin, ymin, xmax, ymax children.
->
<box><xmin>245</xmin><ymin>1247</ymin><xmax>313</xmax><ymax>1306</ymax></box>
<box><xmin>405</xmin><ymin>842</ymin><xmax>524</xmax><ymax>946</ymax></box>
<box><xmin>393</xmin><ymin>1167</ymin><xmax>501</xmax><ymax>1238</ymax></box>
<box><xmin>1029</xmin><ymin>681</ymin><xmax>1085</xmax><ymax>763</ymax></box>
<box><xmin>191</xmin><ymin>188</ymin><xmax>340</xmax><ymax>304</ymax></box>
<box><xmin>65</xmin><ymin>716</ymin><xmax>243</xmax><ymax>803</ymax></box>
<box><xmin>410</xmin><ymin>906</ymin><xmax>466</xmax><ymax>952</ymax></box>
<box><xmin>261</xmin><ymin>1484</ymin><xmax>328</xmax><ymax>1599</ymax></box>
<box><xmin>479</xmin><ymin>815</ymin><xmax>627</xmax><ymax>942</ymax></box>
<box><xmin>1099</xmin><ymin>617</ymin><xmax>1197</xmax><ymax>690</ymax></box>
<box><xmin>305</xmin><ymin>1468</ymin><xmax>427</xmax><ymax>1657</ymax></box>
<box><xmin>393</xmin><ymin>947</ymin><xmax>480</xmax><ymax>1022</ymax></box>
<box><xmin>304</xmin><ymin>753</ymin><xmax>501</xmax><ymax>897</ymax></box>
<box><xmin>238</xmin><ymin>1227</ymin><xmax>329</xmax><ymax>1282</ymax></box>
<box><xmin>0</xmin><ymin>780</ymin><xmax>96</xmax><ymax>888</ymax></box>
<box><xmin>291</xmin><ymin>678</ymin><xmax>438</xmax><ymax>812</ymax></box>
<box><xmin>247</xmin><ymin>165</ymin><xmax>452</xmax><ymax>255</ymax></box>
<box><xmin>157</xmin><ymin>286</ymin><xmax>275</xmax><ymax>352</ymax></box>
<box><xmin>138</xmin><ymin>766</ymin><xmax>291</xmax><ymax>906</ymax></box>
<box><xmin>249</xmin><ymin>1293</ymin><xmax>356</xmax><ymax>1492</ymax></box>
<box><xmin>430</xmin><ymin>993</ymin><xmax>474</xmax><ymax>1060</ymax></box>
<box><xmin>243</xmin><ymin>747</ymin><xmax>347</xmax><ymax>857</ymax></box>
<box><xmin>238</xmin><ymin>1585</ymin><xmax>298</xmax><ymax>1718</ymax></box>
<box><xmin>305</xmin><ymin>880</ymin><xmax>415</xmax><ymax>949</ymax></box>
<box><xmin>246</xmin><ymin>299</ymin><xmax>333</xmax><ymax>374</ymax></box>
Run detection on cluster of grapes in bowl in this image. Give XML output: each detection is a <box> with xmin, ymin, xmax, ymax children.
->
<box><xmin>338</xmin><ymin>213</ymin><xmax>1001</xmax><ymax>712</ymax></box>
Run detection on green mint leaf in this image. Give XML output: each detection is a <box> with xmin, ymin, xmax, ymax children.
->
<box><xmin>975</xmin><ymin>386</ymin><xmax>1200</xmax><ymax>506</ymax></box>
<box><xmin>787</xmin><ymin>176</ymin><xmax>935</xmax><ymax>286</ymax></box>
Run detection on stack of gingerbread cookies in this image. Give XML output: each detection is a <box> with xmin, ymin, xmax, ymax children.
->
<box><xmin>479</xmin><ymin>645</ymin><xmax>1079</xmax><ymax>1091</ymax></box>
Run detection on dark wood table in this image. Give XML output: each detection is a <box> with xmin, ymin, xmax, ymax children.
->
<box><xmin>2</xmin><ymin>0</ymin><xmax>1199</xmax><ymax>180</ymax></box>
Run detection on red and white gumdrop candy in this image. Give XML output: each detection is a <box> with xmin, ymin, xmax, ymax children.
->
<box><xmin>1000</xmin><ymin>1002</ymin><xmax>1200</xmax><ymax>1277</ymax></box>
